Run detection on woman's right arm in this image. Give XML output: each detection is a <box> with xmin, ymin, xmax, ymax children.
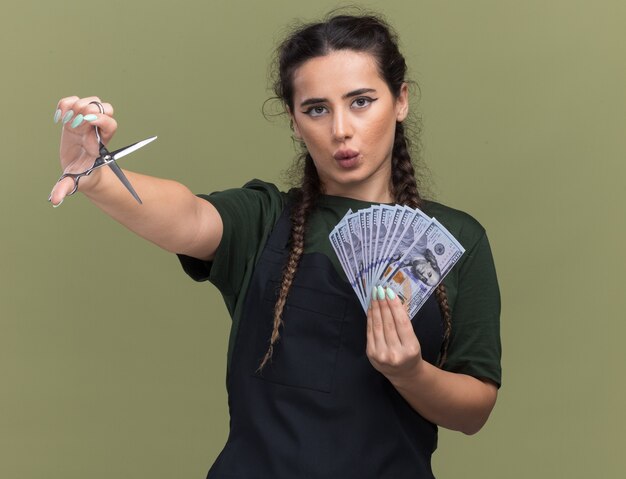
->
<box><xmin>50</xmin><ymin>96</ymin><xmax>222</xmax><ymax>261</ymax></box>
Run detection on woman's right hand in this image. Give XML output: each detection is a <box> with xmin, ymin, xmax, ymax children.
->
<box><xmin>50</xmin><ymin>96</ymin><xmax>117</xmax><ymax>206</ymax></box>
<box><xmin>49</xmin><ymin>95</ymin><xmax>224</xmax><ymax>260</ymax></box>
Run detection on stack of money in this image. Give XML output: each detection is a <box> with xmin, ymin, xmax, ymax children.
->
<box><xmin>329</xmin><ymin>205</ymin><xmax>465</xmax><ymax>318</ymax></box>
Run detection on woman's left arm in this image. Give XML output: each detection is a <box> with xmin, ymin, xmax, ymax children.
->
<box><xmin>366</xmin><ymin>289</ymin><xmax>498</xmax><ymax>435</ymax></box>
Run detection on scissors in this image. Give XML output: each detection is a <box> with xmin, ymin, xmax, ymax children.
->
<box><xmin>53</xmin><ymin>101</ymin><xmax>157</xmax><ymax>204</ymax></box>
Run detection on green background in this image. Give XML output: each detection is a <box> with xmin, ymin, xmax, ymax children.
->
<box><xmin>2</xmin><ymin>0</ymin><xmax>625</xmax><ymax>477</ymax></box>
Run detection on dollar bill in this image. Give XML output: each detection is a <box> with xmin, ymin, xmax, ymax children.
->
<box><xmin>380</xmin><ymin>219</ymin><xmax>464</xmax><ymax>318</ymax></box>
<box><xmin>328</xmin><ymin>205</ymin><xmax>465</xmax><ymax>317</ymax></box>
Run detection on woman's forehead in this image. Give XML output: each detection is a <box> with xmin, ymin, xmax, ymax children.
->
<box><xmin>291</xmin><ymin>50</ymin><xmax>386</xmax><ymax>101</ymax></box>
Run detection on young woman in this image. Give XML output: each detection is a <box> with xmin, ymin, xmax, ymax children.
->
<box><xmin>50</xmin><ymin>12</ymin><xmax>501</xmax><ymax>479</ymax></box>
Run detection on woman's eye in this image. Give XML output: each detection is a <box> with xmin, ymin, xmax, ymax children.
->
<box><xmin>352</xmin><ymin>97</ymin><xmax>376</xmax><ymax>109</ymax></box>
<box><xmin>304</xmin><ymin>105</ymin><xmax>327</xmax><ymax>117</ymax></box>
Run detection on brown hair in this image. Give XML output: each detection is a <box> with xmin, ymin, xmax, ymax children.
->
<box><xmin>257</xmin><ymin>12</ymin><xmax>452</xmax><ymax>372</ymax></box>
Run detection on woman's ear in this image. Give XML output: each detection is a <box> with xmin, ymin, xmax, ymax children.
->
<box><xmin>286</xmin><ymin>106</ymin><xmax>302</xmax><ymax>139</ymax></box>
<box><xmin>396</xmin><ymin>83</ymin><xmax>409</xmax><ymax>122</ymax></box>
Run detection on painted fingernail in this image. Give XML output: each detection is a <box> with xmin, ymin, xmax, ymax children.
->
<box><xmin>372</xmin><ymin>286</ymin><xmax>378</xmax><ymax>301</ymax></box>
<box><xmin>53</xmin><ymin>109</ymin><xmax>61</xmax><ymax>123</ymax></box>
<box><xmin>84</xmin><ymin>114</ymin><xmax>98</xmax><ymax>121</ymax></box>
<box><xmin>386</xmin><ymin>288</ymin><xmax>396</xmax><ymax>300</ymax></box>
<box><xmin>377</xmin><ymin>285</ymin><xmax>385</xmax><ymax>301</ymax></box>
<box><xmin>62</xmin><ymin>110</ymin><xmax>74</xmax><ymax>124</ymax></box>
<box><xmin>71</xmin><ymin>114</ymin><xmax>84</xmax><ymax>128</ymax></box>
<box><xmin>52</xmin><ymin>199</ymin><xmax>64</xmax><ymax>208</ymax></box>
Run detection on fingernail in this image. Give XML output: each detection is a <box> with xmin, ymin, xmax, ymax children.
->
<box><xmin>386</xmin><ymin>288</ymin><xmax>396</xmax><ymax>300</ymax></box>
<box><xmin>53</xmin><ymin>109</ymin><xmax>61</xmax><ymax>123</ymax></box>
<box><xmin>372</xmin><ymin>286</ymin><xmax>378</xmax><ymax>301</ymax></box>
<box><xmin>84</xmin><ymin>114</ymin><xmax>98</xmax><ymax>121</ymax></box>
<box><xmin>47</xmin><ymin>194</ymin><xmax>52</xmax><ymax>202</ymax></box>
<box><xmin>377</xmin><ymin>285</ymin><xmax>385</xmax><ymax>301</ymax></box>
<box><xmin>71</xmin><ymin>114</ymin><xmax>84</xmax><ymax>128</ymax></box>
<box><xmin>52</xmin><ymin>199</ymin><xmax>64</xmax><ymax>208</ymax></box>
<box><xmin>62</xmin><ymin>110</ymin><xmax>74</xmax><ymax>124</ymax></box>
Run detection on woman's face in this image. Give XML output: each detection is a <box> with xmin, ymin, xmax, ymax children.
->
<box><xmin>289</xmin><ymin>50</ymin><xmax>408</xmax><ymax>202</ymax></box>
<box><xmin>412</xmin><ymin>258</ymin><xmax>441</xmax><ymax>286</ymax></box>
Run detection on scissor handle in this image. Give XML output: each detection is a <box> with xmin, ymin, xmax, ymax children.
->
<box><xmin>56</xmin><ymin>156</ymin><xmax>110</xmax><ymax>196</ymax></box>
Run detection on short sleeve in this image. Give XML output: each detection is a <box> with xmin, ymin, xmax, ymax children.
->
<box><xmin>422</xmin><ymin>200</ymin><xmax>502</xmax><ymax>388</ymax></box>
<box><xmin>443</xmin><ymin>230</ymin><xmax>502</xmax><ymax>388</ymax></box>
<box><xmin>176</xmin><ymin>179</ymin><xmax>286</xmax><ymax>313</ymax></box>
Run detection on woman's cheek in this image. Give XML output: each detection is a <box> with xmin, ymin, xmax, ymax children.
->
<box><xmin>368</xmin><ymin>114</ymin><xmax>397</xmax><ymax>149</ymax></box>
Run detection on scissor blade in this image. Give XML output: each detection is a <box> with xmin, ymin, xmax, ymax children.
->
<box><xmin>112</xmin><ymin>136</ymin><xmax>158</xmax><ymax>161</ymax></box>
<box><xmin>107</xmin><ymin>161</ymin><xmax>143</xmax><ymax>204</ymax></box>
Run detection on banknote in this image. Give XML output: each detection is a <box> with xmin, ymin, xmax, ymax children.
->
<box><xmin>329</xmin><ymin>205</ymin><xmax>465</xmax><ymax>317</ymax></box>
<box><xmin>380</xmin><ymin>218</ymin><xmax>465</xmax><ymax>318</ymax></box>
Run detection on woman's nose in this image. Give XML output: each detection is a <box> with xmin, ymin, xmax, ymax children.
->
<box><xmin>332</xmin><ymin>110</ymin><xmax>353</xmax><ymax>141</ymax></box>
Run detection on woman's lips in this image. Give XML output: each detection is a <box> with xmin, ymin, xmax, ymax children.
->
<box><xmin>333</xmin><ymin>149</ymin><xmax>360</xmax><ymax>168</ymax></box>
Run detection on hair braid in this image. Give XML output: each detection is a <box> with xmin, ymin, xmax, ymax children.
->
<box><xmin>435</xmin><ymin>284</ymin><xmax>452</xmax><ymax>366</ymax></box>
<box><xmin>256</xmin><ymin>155</ymin><xmax>320</xmax><ymax>373</ymax></box>
<box><xmin>391</xmin><ymin>123</ymin><xmax>452</xmax><ymax>368</ymax></box>
<box><xmin>391</xmin><ymin>122</ymin><xmax>422</xmax><ymax>208</ymax></box>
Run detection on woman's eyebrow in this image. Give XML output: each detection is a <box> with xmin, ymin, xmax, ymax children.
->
<box><xmin>299</xmin><ymin>88</ymin><xmax>377</xmax><ymax>107</ymax></box>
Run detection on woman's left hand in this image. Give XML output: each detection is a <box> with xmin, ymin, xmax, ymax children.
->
<box><xmin>366</xmin><ymin>286</ymin><xmax>423</xmax><ymax>383</ymax></box>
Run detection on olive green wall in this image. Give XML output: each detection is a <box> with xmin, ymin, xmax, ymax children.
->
<box><xmin>2</xmin><ymin>0</ymin><xmax>625</xmax><ymax>477</ymax></box>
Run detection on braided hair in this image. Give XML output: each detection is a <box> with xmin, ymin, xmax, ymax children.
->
<box><xmin>257</xmin><ymin>11</ymin><xmax>452</xmax><ymax>372</ymax></box>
